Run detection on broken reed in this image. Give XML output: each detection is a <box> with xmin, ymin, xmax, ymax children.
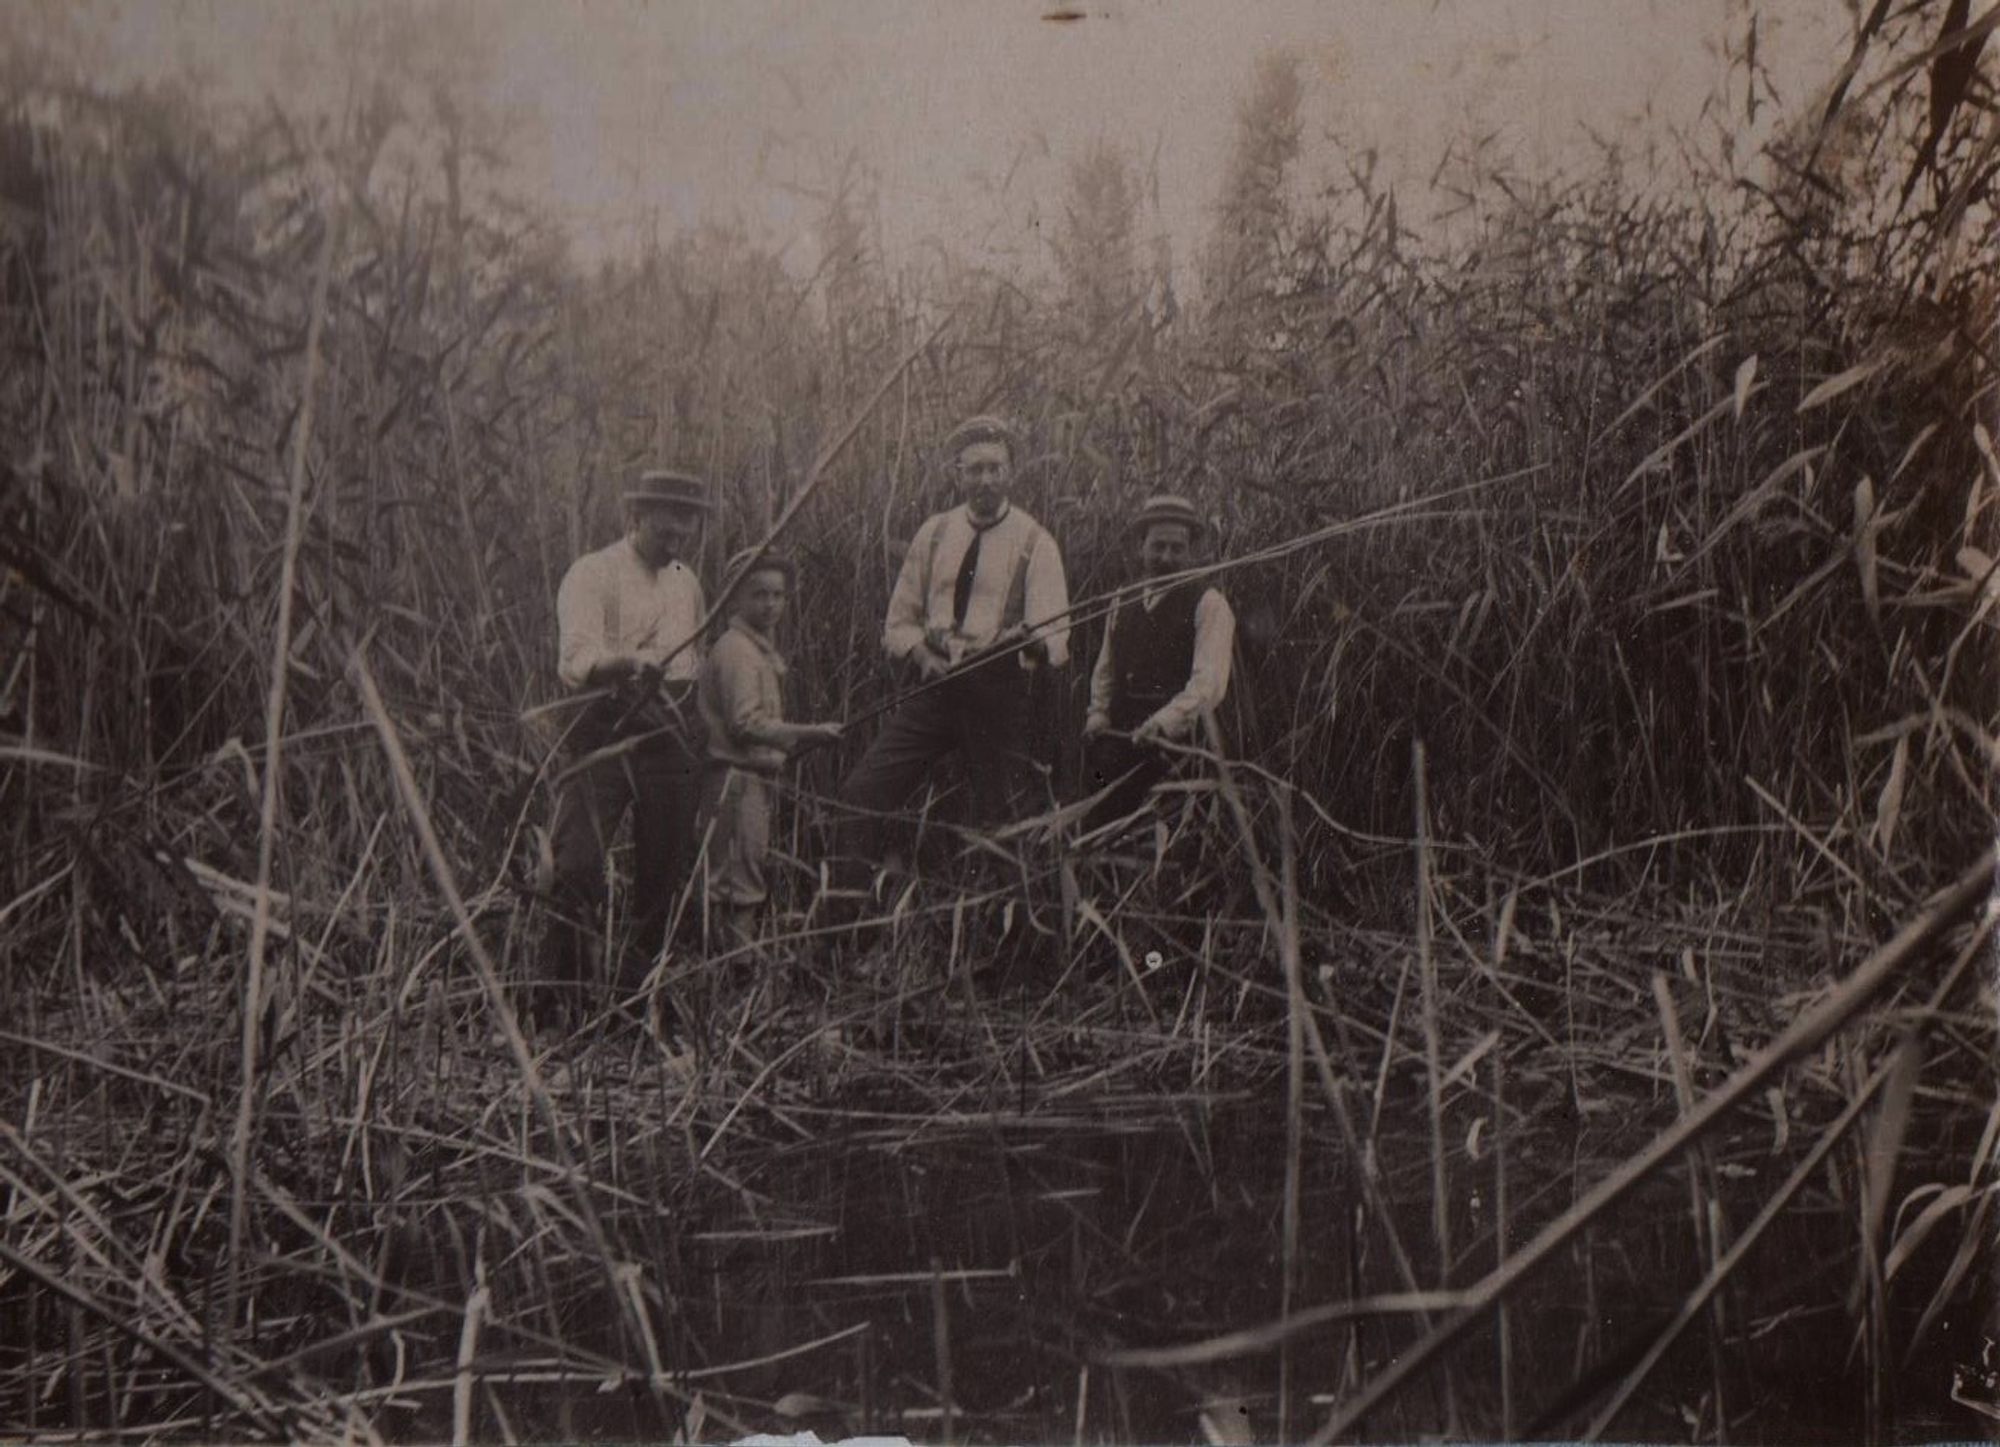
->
<box><xmin>2</xmin><ymin>35</ymin><xmax>1997</xmax><ymax>1443</ymax></box>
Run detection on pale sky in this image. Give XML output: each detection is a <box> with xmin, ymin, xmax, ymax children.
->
<box><xmin>59</xmin><ymin>1</ymin><xmax>1850</xmax><ymax>275</ymax></box>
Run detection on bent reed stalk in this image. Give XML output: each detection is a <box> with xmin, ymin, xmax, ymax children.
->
<box><xmin>3</xmin><ymin>13</ymin><xmax>1996</xmax><ymax>1439</ymax></box>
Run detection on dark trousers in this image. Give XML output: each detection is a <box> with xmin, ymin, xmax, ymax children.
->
<box><xmin>542</xmin><ymin>697</ymin><xmax>700</xmax><ymax>1016</ymax></box>
<box><xmin>1080</xmin><ymin>732</ymin><xmax>1172</xmax><ymax>835</ymax></box>
<box><xmin>837</xmin><ymin>668</ymin><xmax>1038</xmax><ymax>868</ymax></box>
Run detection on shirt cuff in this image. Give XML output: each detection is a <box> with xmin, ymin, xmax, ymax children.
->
<box><xmin>560</xmin><ymin>646</ymin><xmax>606</xmax><ymax>690</ymax></box>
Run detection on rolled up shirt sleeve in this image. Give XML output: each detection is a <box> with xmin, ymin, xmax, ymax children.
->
<box><xmin>882</xmin><ymin>516</ymin><xmax>938</xmax><ymax>661</ymax></box>
<box><xmin>1022</xmin><ymin>527</ymin><xmax>1070</xmax><ymax>669</ymax></box>
<box><xmin>556</xmin><ymin>554</ymin><xmax>610</xmax><ymax>689</ymax></box>
<box><xmin>1143</xmin><ymin>589</ymin><xmax>1235</xmax><ymax>740</ymax></box>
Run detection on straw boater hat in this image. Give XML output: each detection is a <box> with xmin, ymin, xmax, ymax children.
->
<box><xmin>624</xmin><ymin>469</ymin><xmax>711</xmax><ymax>512</ymax></box>
<box><xmin>1129</xmin><ymin>493</ymin><xmax>1206</xmax><ymax>540</ymax></box>
<box><xmin>941</xmin><ymin>415</ymin><xmax>1020</xmax><ymax>463</ymax></box>
<box><xmin>722</xmin><ymin>545</ymin><xmax>795</xmax><ymax>592</ymax></box>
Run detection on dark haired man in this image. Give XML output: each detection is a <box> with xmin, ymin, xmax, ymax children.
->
<box><xmin>541</xmin><ymin>470</ymin><xmax>709</xmax><ymax>1022</ymax></box>
<box><xmin>1080</xmin><ymin>493</ymin><xmax>1235</xmax><ymax>835</ymax></box>
<box><xmin>837</xmin><ymin>415</ymin><xmax>1071</xmax><ymax>874</ymax></box>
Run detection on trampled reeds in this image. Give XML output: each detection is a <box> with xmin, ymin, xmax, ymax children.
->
<box><xmin>2</xmin><ymin>7</ymin><xmax>1996</xmax><ymax>1441</ymax></box>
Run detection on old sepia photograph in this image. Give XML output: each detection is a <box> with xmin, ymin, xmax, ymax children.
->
<box><xmin>1</xmin><ymin>1</ymin><xmax>1996</xmax><ymax>1441</ymax></box>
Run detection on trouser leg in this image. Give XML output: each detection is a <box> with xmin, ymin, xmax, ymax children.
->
<box><xmin>836</xmin><ymin>684</ymin><xmax>961</xmax><ymax>868</ymax></box>
<box><xmin>545</xmin><ymin>748</ymin><xmax>634</xmax><ymax>1018</ymax></box>
<box><xmin>1081</xmin><ymin>733</ymin><xmax>1169</xmax><ymax>835</ymax></box>
<box><xmin>695</xmin><ymin>770</ymin><xmax>775</xmax><ymax>1025</ymax></box>
<box><xmin>626</xmin><ymin>732</ymin><xmax>701</xmax><ymax>985</ymax></box>
<box><xmin>956</xmin><ymin>673</ymin><xmax>1036</xmax><ymax>829</ymax></box>
<box><xmin>701</xmin><ymin>766</ymin><xmax>773</xmax><ymax>912</ymax></box>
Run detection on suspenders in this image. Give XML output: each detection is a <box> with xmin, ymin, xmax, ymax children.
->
<box><xmin>924</xmin><ymin>512</ymin><xmax>1035</xmax><ymax>636</ymax></box>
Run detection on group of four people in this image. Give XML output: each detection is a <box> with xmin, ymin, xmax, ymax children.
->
<box><xmin>541</xmin><ymin>415</ymin><xmax>1235</xmax><ymax>1017</ymax></box>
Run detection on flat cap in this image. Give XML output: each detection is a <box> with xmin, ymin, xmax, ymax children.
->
<box><xmin>624</xmin><ymin>469</ymin><xmax>711</xmax><ymax>512</ymax></box>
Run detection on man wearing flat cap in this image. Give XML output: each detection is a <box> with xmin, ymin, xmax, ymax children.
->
<box><xmin>541</xmin><ymin>470</ymin><xmax>709</xmax><ymax>1023</ymax></box>
<box><xmin>838</xmin><ymin>415</ymin><xmax>1071</xmax><ymax>872</ymax></box>
<box><xmin>1080</xmin><ymin>493</ymin><xmax>1235</xmax><ymax>834</ymax></box>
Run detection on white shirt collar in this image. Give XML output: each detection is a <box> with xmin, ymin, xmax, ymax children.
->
<box><xmin>620</xmin><ymin>536</ymin><xmax>687</xmax><ymax>577</ymax></box>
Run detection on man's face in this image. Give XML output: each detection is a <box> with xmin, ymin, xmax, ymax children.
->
<box><xmin>733</xmin><ymin>568</ymin><xmax>789</xmax><ymax>635</ymax></box>
<box><xmin>956</xmin><ymin>440</ymin><xmax>1013</xmax><ymax>520</ymax></box>
<box><xmin>632</xmin><ymin>503</ymin><xmax>702</xmax><ymax>567</ymax></box>
<box><xmin>1138</xmin><ymin>522</ymin><xmax>1194</xmax><ymax>579</ymax></box>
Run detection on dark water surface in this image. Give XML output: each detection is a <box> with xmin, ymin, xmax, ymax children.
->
<box><xmin>504</xmin><ymin>1074</ymin><xmax>1942</xmax><ymax>1444</ymax></box>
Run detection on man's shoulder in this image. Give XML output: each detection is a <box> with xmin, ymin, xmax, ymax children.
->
<box><xmin>1007</xmin><ymin>506</ymin><xmax>1059</xmax><ymax>549</ymax></box>
<box><xmin>564</xmin><ymin>537</ymin><xmax>627</xmax><ymax>574</ymax></box>
<box><xmin>662</xmin><ymin>559</ymin><xmax>705</xmax><ymax>600</ymax></box>
<box><xmin>899</xmin><ymin>509</ymin><xmax>954</xmax><ymax>560</ymax></box>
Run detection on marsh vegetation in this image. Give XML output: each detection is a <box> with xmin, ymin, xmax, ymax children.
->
<box><xmin>1</xmin><ymin>5</ymin><xmax>1996</xmax><ymax>1440</ymax></box>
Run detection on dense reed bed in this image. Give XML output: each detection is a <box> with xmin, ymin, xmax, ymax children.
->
<box><xmin>2</xmin><ymin>6</ymin><xmax>1996</xmax><ymax>1440</ymax></box>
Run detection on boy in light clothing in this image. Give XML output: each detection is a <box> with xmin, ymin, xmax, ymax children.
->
<box><xmin>696</xmin><ymin>549</ymin><xmax>842</xmax><ymax>946</ymax></box>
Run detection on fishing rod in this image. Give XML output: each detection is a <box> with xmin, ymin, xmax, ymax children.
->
<box><xmin>550</xmin><ymin>457</ymin><xmax>1547</xmax><ymax>780</ymax></box>
<box><xmin>540</xmin><ymin>320</ymin><xmax>950</xmax><ymax>782</ymax></box>
<box><xmin>835</xmin><ymin>461</ymin><xmax>1549</xmax><ymax>735</ymax></box>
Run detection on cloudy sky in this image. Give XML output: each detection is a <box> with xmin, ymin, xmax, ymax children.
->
<box><xmin>71</xmin><ymin>1</ymin><xmax>1850</xmax><ymax>272</ymax></box>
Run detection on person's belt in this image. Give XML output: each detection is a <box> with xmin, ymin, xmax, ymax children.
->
<box><xmin>1115</xmin><ymin>689</ymin><xmax>1177</xmax><ymax>714</ymax></box>
<box><xmin>582</xmin><ymin>678</ymin><xmax>700</xmax><ymax>747</ymax></box>
<box><xmin>704</xmin><ymin>754</ymin><xmax>783</xmax><ymax>779</ymax></box>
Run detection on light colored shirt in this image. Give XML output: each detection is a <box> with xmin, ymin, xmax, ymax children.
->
<box><xmin>1087</xmin><ymin>585</ymin><xmax>1235</xmax><ymax>740</ymax></box>
<box><xmin>882</xmin><ymin>503</ymin><xmax>1070</xmax><ymax>670</ymax></box>
<box><xmin>556</xmin><ymin>537</ymin><xmax>705</xmax><ymax>688</ymax></box>
<box><xmin>698</xmin><ymin>619</ymin><xmax>789</xmax><ymax>773</ymax></box>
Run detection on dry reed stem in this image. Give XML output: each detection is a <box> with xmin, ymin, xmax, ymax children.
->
<box><xmin>0</xmin><ymin>1232</ymin><xmax>297</xmax><ymax>1438</ymax></box>
<box><xmin>1651</xmin><ymin>969</ymin><xmax>1731</xmax><ymax>1437</ymax></box>
<box><xmin>1277</xmin><ymin>784</ymin><xmax>1305</xmax><ymax>1444</ymax></box>
<box><xmin>5</xmin><ymin>46</ymin><xmax>1996</xmax><ymax>1435</ymax></box>
<box><xmin>348</xmin><ymin>651</ymin><xmax>691</xmax><ymax>1429</ymax></box>
<box><xmin>1588</xmin><ymin>904</ymin><xmax>1996</xmax><ymax>1435</ymax></box>
<box><xmin>1413</xmin><ymin>742</ymin><xmax>1451</xmax><ymax>1282</ymax></box>
<box><xmin>1309</xmin><ymin>846</ymin><xmax>1996</xmax><ymax>1443</ymax></box>
<box><xmin>225</xmin><ymin>197</ymin><xmax>343</xmax><ymax>1340</ymax></box>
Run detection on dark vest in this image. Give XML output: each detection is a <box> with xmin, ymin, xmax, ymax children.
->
<box><xmin>1109</xmin><ymin>585</ymin><xmax>1206</xmax><ymax>730</ymax></box>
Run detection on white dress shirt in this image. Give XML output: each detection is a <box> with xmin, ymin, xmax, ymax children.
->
<box><xmin>882</xmin><ymin>503</ymin><xmax>1070</xmax><ymax>669</ymax></box>
<box><xmin>556</xmin><ymin>537</ymin><xmax>706</xmax><ymax>688</ymax></box>
<box><xmin>1087</xmin><ymin>585</ymin><xmax>1235</xmax><ymax>740</ymax></box>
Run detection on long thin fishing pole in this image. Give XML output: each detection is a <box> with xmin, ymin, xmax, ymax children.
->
<box><xmin>665</xmin><ymin>315</ymin><xmax>954</xmax><ymax>675</ymax></box>
<box><xmin>543</xmin><ymin>319</ymin><xmax>951</xmax><ymax>781</ymax></box>
<box><xmin>556</xmin><ymin>457</ymin><xmax>1545</xmax><ymax>775</ymax></box>
<box><xmin>838</xmin><ymin>461</ymin><xmax>1548</xmax><ymax>734</ymax></box>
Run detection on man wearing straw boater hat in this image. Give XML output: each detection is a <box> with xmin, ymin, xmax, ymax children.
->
<box><xmin>836</xmin><ymin>414</ymin><xmax>1071</xmax><ymax>875</ymax></box>
<box><xmin>540</xmin><ymin>469</ymin><xmax>710</xmax><ymax>1025</ymax></box>
<box><xmin>1080</xmin><ymin>492</ymin><xmax>1235</xmax><ymax>834</ymax></box>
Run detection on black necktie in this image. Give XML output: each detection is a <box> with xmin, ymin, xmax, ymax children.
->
<box><xmin>952</xmin><ymin>523</ymin><xmax>988</xmax><ymax>629</ymax></box>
